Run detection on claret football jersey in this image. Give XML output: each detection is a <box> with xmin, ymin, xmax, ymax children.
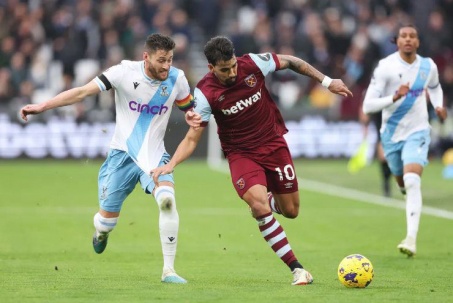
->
<box><xmin>194</xmin><ymin>53</ymin><xmax>287</xmax><ymax>154</ymax></box>
<box><xmin>94</xmin><ymin>60</ymin><xmax>193</xmax><ymax>173</ymax></box>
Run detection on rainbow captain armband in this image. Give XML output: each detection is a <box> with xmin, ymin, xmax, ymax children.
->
<box><xmin>175</xmin><ymin>94</ymin><xmax>195</xmax><ymax>112</ymax></box>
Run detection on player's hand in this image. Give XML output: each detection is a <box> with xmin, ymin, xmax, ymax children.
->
<box><xmin>150</xmin><ymin>164</ymin><xmax>175</xmax><ymax>185</ymax></box>
<box><xmin>393</xmin><ymin>82</ymin><xmax>410</xmax><ymax>101</ymax></box>
<box><xmin>185</xmin><ymin>110</ymin><xmax>202</xmax><ymax>130</ymax></box>
<box><xmin>435</xmin><ymin>107</ymin><xmax>447</xmax><ymax>123</ymax></box>
<box><xmin>328</xmin><ymin>79</ymin><xmax>353</xmax><ymax>97</ymax></box>
<box><xmin>20</xmin><ymin>104</ymin><xmax>43</xmax><ymax>121</ymax></box>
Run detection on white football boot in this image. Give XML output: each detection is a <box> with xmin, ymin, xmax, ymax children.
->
<box><xmin>397</xmin><ymin>236</ymin><xmax>416</xmax><ymax>257</ymax></box>
<box><xmin>291</xmin><ymin>268</ymin><xmax>314</xmax><ymax>286</ymax></box>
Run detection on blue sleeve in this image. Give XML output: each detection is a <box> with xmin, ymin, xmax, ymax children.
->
<box><xmin>193</xmin><ymin>87</ymin><xmax>212</xmax><ymax>122</ymax></box>
<box><xmin>248</xmin><ymin>53</ymin><xmax>277</xmax><ymax>76</ymax></box>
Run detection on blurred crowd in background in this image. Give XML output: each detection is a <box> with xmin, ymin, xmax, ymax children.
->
<box><xmin>0</xmin><ymin>0</ymin><xmax>452</xmax><ymax>141</ymax></box>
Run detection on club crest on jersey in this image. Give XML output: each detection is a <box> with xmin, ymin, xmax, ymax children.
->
<box><xmin>160</xmin><ymin>86</ymin><xmax>169</xmax><ymax>96</ymax></box>
<box><xmin>245</xmin><ymin>74</ymin><xmax>257</xmax><ymax>87</ymax></box>
<box><xmin>420</xmin><ymin>71</ymin><xmax>427</xmax><ymax>80</ymax></box>
<box><xmin>236</xmin><ymin>178</ymin><xmax>245</xmax><ymax>190</ymax></box>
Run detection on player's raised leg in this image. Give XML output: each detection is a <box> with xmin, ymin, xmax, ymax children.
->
<box><xmin>246</xmin><ymin>185</ymin><xmax>313</xmax><ymax>285</ymax></box>
<box><xmin>93</xmin><ymin>210</ymin><xmax>118</xmax><ymax>254</ymax></box>
<box><xmin>93</xmin><ymin>150</ymin><xmax>136</xmax><ymax>254</ymax></box>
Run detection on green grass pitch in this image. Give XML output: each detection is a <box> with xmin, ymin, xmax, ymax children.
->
<box><xmin>1</xmin><ymin>159</ymin><xmax>452</xmax><ymax>302</ymax></box>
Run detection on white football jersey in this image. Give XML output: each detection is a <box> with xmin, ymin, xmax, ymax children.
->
<box><xmin>363</xmin><ymin>52</ymin><xmax>443</xmax><ymax>143</ymax></box>
<box><xmin>94</xmin><ymin>60</ymin><xmax>192</xmax><ymax>173</ymax></box>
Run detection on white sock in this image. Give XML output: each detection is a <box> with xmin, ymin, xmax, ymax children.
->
<box><xmin>93</xmin><ymin>212</ymin><xmax>118</xmax><ymax>238</ymax></box>
<box><xmin>154</xmin><ymin>186</ymin><xmax>179</xmax><ymax>271</ymax></box>
<box><xmin>403</xmin><ymin>173</ymin><xmax>422</xmax><ymax>240</ymax></box>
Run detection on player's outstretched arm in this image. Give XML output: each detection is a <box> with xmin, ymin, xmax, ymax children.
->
<box><xmin>151</xmin><ymin>126</ymin><xmax>205</xmax><ymax>184</ymax></box>
<box><xmin>20</xmin><ymin>80</ymin><xmax>100</xmax><ymax>121</ymax></box>
<box><xmin>276</xmin><ymin>54</ymin><xmax>353</xmax><ymax>97</ymax></box>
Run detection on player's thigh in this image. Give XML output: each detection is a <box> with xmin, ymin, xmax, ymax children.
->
<box><xmin>228</xmin><ymin>154</ymin><xmax>266</xmax><ymax>198</ymax></box>
<box><xmin>382</xmin><ymin>141</ymin><xmax>404</xmax><ymax>176</ymax></box>
<box><xmin>140</xmin><ymin>152</ymin><xmax>175</xmax><ymax>194</ymax></box>
<box><xmin>402</xmin><ymin>129</ymin><xmax>430</xmax><ymax>168</ymax></box>
<box><xmin>98</xmin><ymin>149</ymin><xmax>141</xmax><ymax>212</ymax></box>
<box><xmin>264</xmin><ymin>147</ymin><xmax>299</xmax><ymax>195</ymax></box>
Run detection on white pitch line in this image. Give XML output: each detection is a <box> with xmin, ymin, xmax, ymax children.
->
<box><xmin>298</xmin><ymin>178</ymin><xmax>453</xmax><ymax>220</ymax></box>
<box><xmin>208</xmin><ymin>164</ymin><xmax>453</xmax><ymax>220</ymax></box>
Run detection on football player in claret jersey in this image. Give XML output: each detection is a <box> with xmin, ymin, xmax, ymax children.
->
<box><xmin>151</xmin><ymin>36</ymin><xmax>353</xmax><ymax>285</ymax></box>
<box><xmin>363</xmin><ymin>25</ymin><xmax>447</xmax><ymax>257</ymax></box>
<box><xmin>20</xmin><ymin>33</ymin><xmax>197</xmax><ymax>284</ymax></box>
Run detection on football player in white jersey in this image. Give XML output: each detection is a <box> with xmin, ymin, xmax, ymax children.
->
<box><xmin>363</xmin><ymin>25</ymin><xmax>447</xmax><ymax>257</ymax></box>
<box><xmin>20</xmin><ymin>33</ymin><xmax>198</xmax><ymax>283</ymax></box>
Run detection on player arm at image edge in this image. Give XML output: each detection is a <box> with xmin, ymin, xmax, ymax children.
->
<box><xmin>276</xmin><ymin>54</ymin><xmax>352</xmax><ymax>97</ymax></box>
<box><xmin>20</xmin><ymin>80</ymin><xmax>101</xmax><ymax>121</ymax></box>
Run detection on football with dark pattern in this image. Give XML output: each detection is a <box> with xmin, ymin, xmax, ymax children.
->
<box><xmin>338</xmin><ymin>254</ymin><xmax>374</xmax><ymax>288</ymax></box>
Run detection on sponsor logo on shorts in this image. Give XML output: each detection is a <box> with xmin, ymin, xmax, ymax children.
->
<box><xmin>236</xmin><ymin>178</ymin><xmax>245</xmax><ymax>190</ymax></box>
<box><xmin>284</xmin><ymin>182</ymin><xmax>293</xmax><ymax>189</ymax></box>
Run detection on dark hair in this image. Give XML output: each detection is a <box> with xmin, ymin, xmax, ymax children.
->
<box><xmin>203</xmin><ymin>36</ymin><xmax>235</xmax><ymax>66</ymax></box>
<box><xmin>144</xmin><ymin>33</ymin><xmax>175</xmax><ymax>53</ymax></box>
<box><xmin>391</xmin><ymin>24</ymin><xmax>418</xmax><ymax>44</ymax></box>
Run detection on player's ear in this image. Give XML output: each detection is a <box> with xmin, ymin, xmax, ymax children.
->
<box><xmin>207</xmin><ymin>63</ymin><xmax>215</xmax><ymax>73</ymax></box>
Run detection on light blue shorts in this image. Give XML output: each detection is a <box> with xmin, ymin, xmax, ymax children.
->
<box><xmin>98</xmin><ymin>149</ymin><xmax>174</xmax><ymax>212</ymax></box>
<box><xmin>382</xmin><ymin>129</ymin><xmax>430</xmax><ymax>177</ymax></box>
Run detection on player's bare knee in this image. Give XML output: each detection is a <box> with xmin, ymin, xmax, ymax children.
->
<box><xmin>282</xmin><ymin>208</ymin><xmax>299</xmax><ymax>219</ymax></box>
<box><xmin>249</xmin><ymin>200</ymin><xmax>268</xmax><ymax>216</ymax></box>
<box><xmin>279</xmin><ymin>202</ymin><xmax>299</xmax><ymax>218</ymax></box>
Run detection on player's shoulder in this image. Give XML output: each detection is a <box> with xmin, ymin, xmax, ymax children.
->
<box><xmin>240</xmin><ymin>53</ymin><xmax>270</xmax><ymax>67</ymax></box>
<box><xmin>195</xmin><ymin>73</ymin><xmax>221</xmax><ymax>101</ymax></box>
<box><xmin>170</xmin><ymin>65</ymin><xmax>187</xmax><ymax>79</ymax></box>
<box><xmin>105</xmin><ymin>60</ymin><xmax>142</xmax><ymax>75</ymax></box>
<box><xmin>379</xmin><ymin>52</ymin><xmax>399</xmax><ymax>66</ymax></box>
<box><xmin>416</xmin><ymin>55</ymin><xmax>437</xmax><ymax>68</ymax></box>
<box><xmin>118</xmin><ymin>59</ymin><xmax>141</xmax><ymax>69</ymax></box>
<box><xmin>196</xmin><ymin>72</ymin><xmax>215</xmax><ymax>89</ymax></box>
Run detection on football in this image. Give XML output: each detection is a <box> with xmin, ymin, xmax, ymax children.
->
<box><xmin>338</xmin><ymin>254</ymin><xmax>374</xmax><ymax>288</ymax></box>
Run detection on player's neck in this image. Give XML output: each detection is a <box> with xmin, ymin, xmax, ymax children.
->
<box><xmin>398</xmin><ymin>51</ymin><xmax>417</xmax><ymax>64</ymax></box>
